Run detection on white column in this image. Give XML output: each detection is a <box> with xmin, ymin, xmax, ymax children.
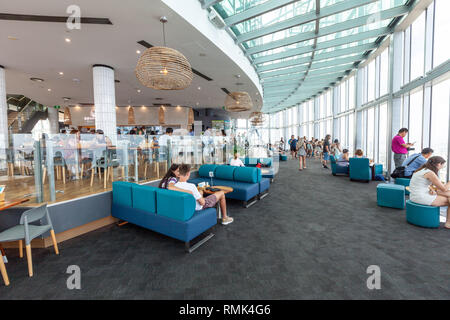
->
<box><xmin>0</xmin><ymin>66</ymin><xmax>8</xmax><ymax>150</ymax></box>
<box><xmin>355</xmin><ymin>68</ymin><xmax>364</xmax><ymax>149</ymax></box>
<box><xmin>298</xmin><ymin>104</ymin><xmax>304</xmax><ymax>136</ymax></box>
<box><xmin>48</xmin><ymin>106</ymin><xmax>59</xmax><ymax>134</ymax></box>
<box><xmin>314</xmin><ymin>97</ymin><xmax>320</xmax><ymax>138</ymax></box>
<box><xmin>332</xmin><ymin>87</ymin><xmax>340</xmax><ymax>140</ymax></box>
<box><xmin>92</xmin><ymin>65</ymin><xmax>117</xmax><ymax>144</ymax></box>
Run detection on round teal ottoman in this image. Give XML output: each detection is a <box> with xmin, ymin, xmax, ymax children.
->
<box><xmin>406</xmin><ymin>200</ymin><xmax>440</xmax><ymax>228</ymax></box>
<box><xmin>395</xmin><ymin>178</ymin><xmax>411</xmax><ymax>195</ymax></box>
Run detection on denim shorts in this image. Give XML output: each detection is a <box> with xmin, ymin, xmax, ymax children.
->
<box><xmin>323</xmin><ymin>152</ymin><xmax>330</xmax><ymax>160</ymax></box>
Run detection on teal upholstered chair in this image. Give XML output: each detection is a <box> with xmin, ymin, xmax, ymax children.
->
<box><xmin>406</xmin><ymin>200</ymin><xmax>440</xmax><ymax>228</ymax></box>
<box><xmin>349</xmin><ymin>157</ymin><xmax>371</xmax><ymax>182</ymax></box>
<box><xmin>0</xmin><ymin>204</ymin><xmax>59</xmax><ymax>280</ymax></box>
<box><xmin>377</xmin><ymin>184</ymin><xmax>405</xmax><ymax>209</ymax></box>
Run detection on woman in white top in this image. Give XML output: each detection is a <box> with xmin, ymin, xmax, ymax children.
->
<box><xmin>230</xmin><ymin>153</ymin><xmax>245</xmax><ymax>167</ymax></box>
<box><xmin>409</xmin><ymin>156</ymin><xmax>450</xmax><ymax>229</ymax></box>
<box><xmin>296</xmin><ymin>138</ymin><xmax>307</xmax><ymax>171</ymax></box>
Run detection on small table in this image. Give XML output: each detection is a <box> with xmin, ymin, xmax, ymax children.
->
<box><xmin>197</xmin><ymin>186</ymin><xmax>233</xmax><ymax>220</ymax></box>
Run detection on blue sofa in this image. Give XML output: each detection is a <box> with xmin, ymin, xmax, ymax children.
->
<box><xmin>241</xmin><ymin>157</ymin><xmax>275</xmax><ymax>181</ymax></box>
<box><xmin>189</xmin><ymin>164</ymin><xmax>270</xmax><ymax>207</ymax></box>
<box><xmin>330</xmin><ymin>155</ymin><xmax>349</xmax><ymax>176</ymax></box>
<box><xmin>111</xmin><ymin>181</ymin><xmax>217</xmax><ymax>252</ymax></box>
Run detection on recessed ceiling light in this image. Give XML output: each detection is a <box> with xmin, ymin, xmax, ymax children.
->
<box><xmin>198</xmin><ymin>86</ymin><xmax>201</xmax><ymax>90</ymax></box>
<box><xmin>62</xmin><ymin>97</ymin><xmax>71</xmax><ymax>101</ymax></box>
<box><xmin>196</xmin><ymin>102</ymin><xmax>199</xmax><ymax>106</ymax></box>
<box><xmin>47</xmin><ymin>88</ymin><xmax>52</xmax><ymax>92</ymax></box>
<box><xmin>59</xmin><ymin>72</ymin><xmax>64</xmax><ymax>76</ymax></box>
<box><xmin>137</xmin><ymin>89</ymin><xmax>141</xmax><ymax>93</ymax></box>
<box><xmin>136</xmin><ymin>50</ymin><xmax>141</xmax><ymax>54</ymax></box>
<box><xmin>72</xmin><ymin>78</ymin><xmax>80</xmax><ymax>83</ymax></box>
<box><xmin>30</xmin><ymin>77</ymin><xmax>44</xmax><ymax>82</ymax></box>
<box><xmin>65</xmin><ymin>38</ymin><xmax>71</xmax><ymax>43</ymax></box>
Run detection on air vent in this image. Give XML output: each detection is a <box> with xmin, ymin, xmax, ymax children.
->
<box><xmin>0</xmin><ymin>13</ymin><xmax>112</xmax><ymax>24</ymax></box>
<box><xmin>138</xmin><ymin>41</ymin><xmax>213</xmax><ymax>81</ymax></box>
<box><xmin>155</xmin><ymin>98</ymin><xmax>164</xmax><ymax>101</ymax></box>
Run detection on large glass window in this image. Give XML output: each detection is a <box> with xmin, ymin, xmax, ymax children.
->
<box><xmin>410</xmin><ymin>11</ymin><xmax>425</xmax><ymax>81</ymax></box>
<box><xmin>367</xmin><ymin>108</ymin><xmax>375</xmax><ymax>159</ymax></box>
<box><xmin>433</xmin><ymin>0</ymin><xmax>450</xmax><ymax>68</ymax></box>
<box><xmin>380</xmin><ymin>49</ymin><xmax>389</xmax><ymax>96</ymax></box>
<box><xmin>408</xmin><ymin>88</ymin><xmax>424</xmax><ymax>152</ymax></box>
<box><xmin>430</xmin><ymin>76</ymin><xmax>450</xmax><ymax>181</ymax></box>
<box><xmin>348</xmin><ymin>76</ymin><xmax>355</xmax><ymax>109</ymax></box>
<box><xmin>340</xmin><ymin>82</ymin><xmax>346</xmax><ymax>112</ymax></box>
<box><xmin>367</xmin><ymin>60</ymin><xmax>376</xmax><ymax>102</ymax></box>
<box><xmin>379</xmin><ymin>103</ymin><xmax>388</xmax><ymax>167</ymax></box>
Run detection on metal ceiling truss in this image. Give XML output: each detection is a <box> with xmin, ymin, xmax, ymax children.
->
<box><xmin>199</xmin><ymin>0</ymin><xmax>416</xmax><ymax>112</ymax></box>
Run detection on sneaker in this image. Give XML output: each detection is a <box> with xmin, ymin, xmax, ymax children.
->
<box><xmin>222</xmin><ymin>217</ymin><xmax>234</xmax><ymax>225</ymax></box>
<box><xmin>323</xmin><ymin>165</ymin><xmax>329</xmax><ymax>169</ymax></box>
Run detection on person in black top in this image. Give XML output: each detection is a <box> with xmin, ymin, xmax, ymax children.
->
<box><xmin>322</xmin><ymin>134</ymin><xmax>331</xmax><ymax>169</ymax></box>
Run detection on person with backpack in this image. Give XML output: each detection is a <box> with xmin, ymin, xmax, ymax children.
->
<box><xmin>401</xmin><ymin>148</ymin><xmax>434</xmax><ymax>178</ymax></box>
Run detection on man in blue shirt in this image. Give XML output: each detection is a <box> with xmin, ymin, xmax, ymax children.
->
<box><xmin>288</xmin><ymin>135</ymin><xmax>297</xmax><ymax>159</ymax></box>
<box><xmin>402</xmin><ymin>147</ymin><xmax>434</xmax><ymax>178</ymax></box>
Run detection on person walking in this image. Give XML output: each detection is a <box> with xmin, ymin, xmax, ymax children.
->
<box><xmin>322</xmin><ymin>134</ymin><xmax>331</xmax><ymax>169</ymax></box>
<box><xmin>296</xmin><ymin>137</ymin><xmax>307</xmax><ymax>170</ymax></box>
<box><xmin>392</xmin><ymin>128</ymin><xmax>414</xmax><ymax>169</ymax></box>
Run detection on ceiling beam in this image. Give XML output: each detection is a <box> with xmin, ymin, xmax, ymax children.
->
<box><xmin>252</xmin><ymin>27</ymin><xmax>390</xmax><ymax>63</ymax></box>
<box><xmin>236</xmin><ymin>0</ymin><xmax>379</xmax><ymax>44</ymax></box>
<box><xmin>224</xmin><ymin>0</ymin><xmax>299</xmax><ymax>27</ymax></box>
<box><xmin>256</xmin><ymin>42</ymin><xmax>376</xmax><ymax>72</ymax></box>
<box><xmin>260</xmin><ymin>55</ymin><xmax>360</xmax><ymax>79</ymax></box>
<box><xmin>201</xmin><ymin>0</ymin><xmax>223</xmax><ymax>9</ymax></box>
<box><xmin>245</xmin><ymin>5</ymin><xmax>409</xmax><ymax>55</ymax></box>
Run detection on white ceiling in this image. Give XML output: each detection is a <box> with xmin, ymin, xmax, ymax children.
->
<box><xmin>0</xmin><ymin>0</ymin><xmax>262</xmax><ymax>115</ymax></box>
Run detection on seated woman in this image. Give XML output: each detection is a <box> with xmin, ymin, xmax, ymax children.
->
<box><xmin>230</xmin><ymin>153</ymin><xmax>245</xmax><ymax>167</ymax></box>
<box><xmin>354</xmin><ymin>149</ymin><xmax>374</xmax><ymax>164</ymax></box>
<box><xmin>158</xmin><ymin>164</ymin><xmax>192</xmax><ymax>194</ymax></box>
<box><xmin>409</xmin><ymin>156</ymin><xmax>450</xmax><ymax>229</ymax></box>
<box><xmin>337</xmin><ymin>149</ymin><xmax>350</xmax><ymax>166</ymax></box>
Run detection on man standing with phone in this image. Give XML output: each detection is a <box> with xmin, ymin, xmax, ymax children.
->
<box><xmin>391</xmin><ymin>128</ymin><xmax>414</xmax><ymax>169</ymax></box>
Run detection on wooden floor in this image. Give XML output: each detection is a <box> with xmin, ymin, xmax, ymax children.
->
<box><xmin>0</xmin><ymin>161</ymin><xmax>179</xmax><ymax>207</ymax></box>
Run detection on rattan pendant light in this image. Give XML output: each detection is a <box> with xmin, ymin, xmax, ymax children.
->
<box><xmin>128</xmin><ymin>106</ymin><xmax>135</xmax><ymax>124</ymax></box>
<box><xmin>224</xmin><ymin>75</ymin><xmax>253</xmax><ymax>112</ymax></box>
<box><xmin>135</xmin><ymin>17</ymin><xmax>193</xmax><ymax>90</ymax></box>
<box><xmin>159</xmin><ymin>106</ymin><xmax>165</xmax><ymax>124</ymax></box>
<box><xmin>250</xmin><ymin>111</ymin><xmax>265</xmax><ymax>127</ymax></box>
<box><xmin>64</xmin><ymin>107</ymin><xmax>72</xmax><ymax>125</ymax></box>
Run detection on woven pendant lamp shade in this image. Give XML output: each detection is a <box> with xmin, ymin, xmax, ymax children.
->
<box><xmin>250</xmin><ymin>111</ymin><xmax>265</xmax><ymax>127</ymax></box>
<box><xmin>135</xmin><ymin>46</ymin><xmax>193</xmax><ymax>90</ymax></box>
<box><xmin>128</xmin><ymin>106</ymin><xmax>135</xmax><ymax>124</ymax></box>
<box><xmin>188</xmin><ymin>108</ymin><xmax>194</xmax><ymax>124</ymax></box>
<box><xmin>159</xmin><ymin>106</ymin><xmax>165</xmax><ymax>124</ymax></box>
<box><xmin>224</xmin><ymin>91</ymin><xmax>253</xmax><ymax>112</ymax></box>
<box><xmin>64</xmin><ymin>107</ymin><xmax>72</xmax><ymax>125</ymax></box>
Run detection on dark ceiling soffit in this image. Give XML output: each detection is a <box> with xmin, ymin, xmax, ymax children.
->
<box><xmin>138</xmin><ymin>40</ymin><xmax>213</xmax><ymax>82</ymax></box>
<box><xmin>221</xmin><ymin>88</ymin><xmax>230</xmax><ymax>95</ymax></box>
<box><xmin>0</xmin><ymin>13</ymin><xmax>112</xmax><ymax>24</ymax></box>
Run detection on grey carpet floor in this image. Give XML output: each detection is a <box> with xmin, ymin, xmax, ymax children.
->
<box><xmin>0</xmin><ymin>158</ymin><xmax>449</xmax><ymax>299</ymax></box>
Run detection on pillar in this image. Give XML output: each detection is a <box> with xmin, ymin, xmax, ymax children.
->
<box><xmin>47</xmin><ymin>106</ymin><xmax>59</xmax><ymax>134</ymax></box>
<box><xmin>0</xmin><ymin>66</ymin><xmax>8</xmax><ymax>150</ymax></box>
<box><xmin>92</xmin><ymin>64</ymin><xmax>117</xmax><ymax>144</ymax></box>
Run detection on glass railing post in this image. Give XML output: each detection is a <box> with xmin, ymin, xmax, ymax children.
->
<box><xmin>167</xmin><ymin>140</ymin><xmax>172</xmax><ymax>169</ymax></box>
<box><xmin>33</xmin><ymin>140</ymin><xmax>43</xmax><ymax>203</ymax></box>
<box><xmin>46</xmin><ymin>140</ymin><xmax>56</xmax><ymax>202</ymax></box>
<box><xmin>122</xmin><ymin>140</ymin><xmax>129</xmax><ymax>182</ymax></box>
